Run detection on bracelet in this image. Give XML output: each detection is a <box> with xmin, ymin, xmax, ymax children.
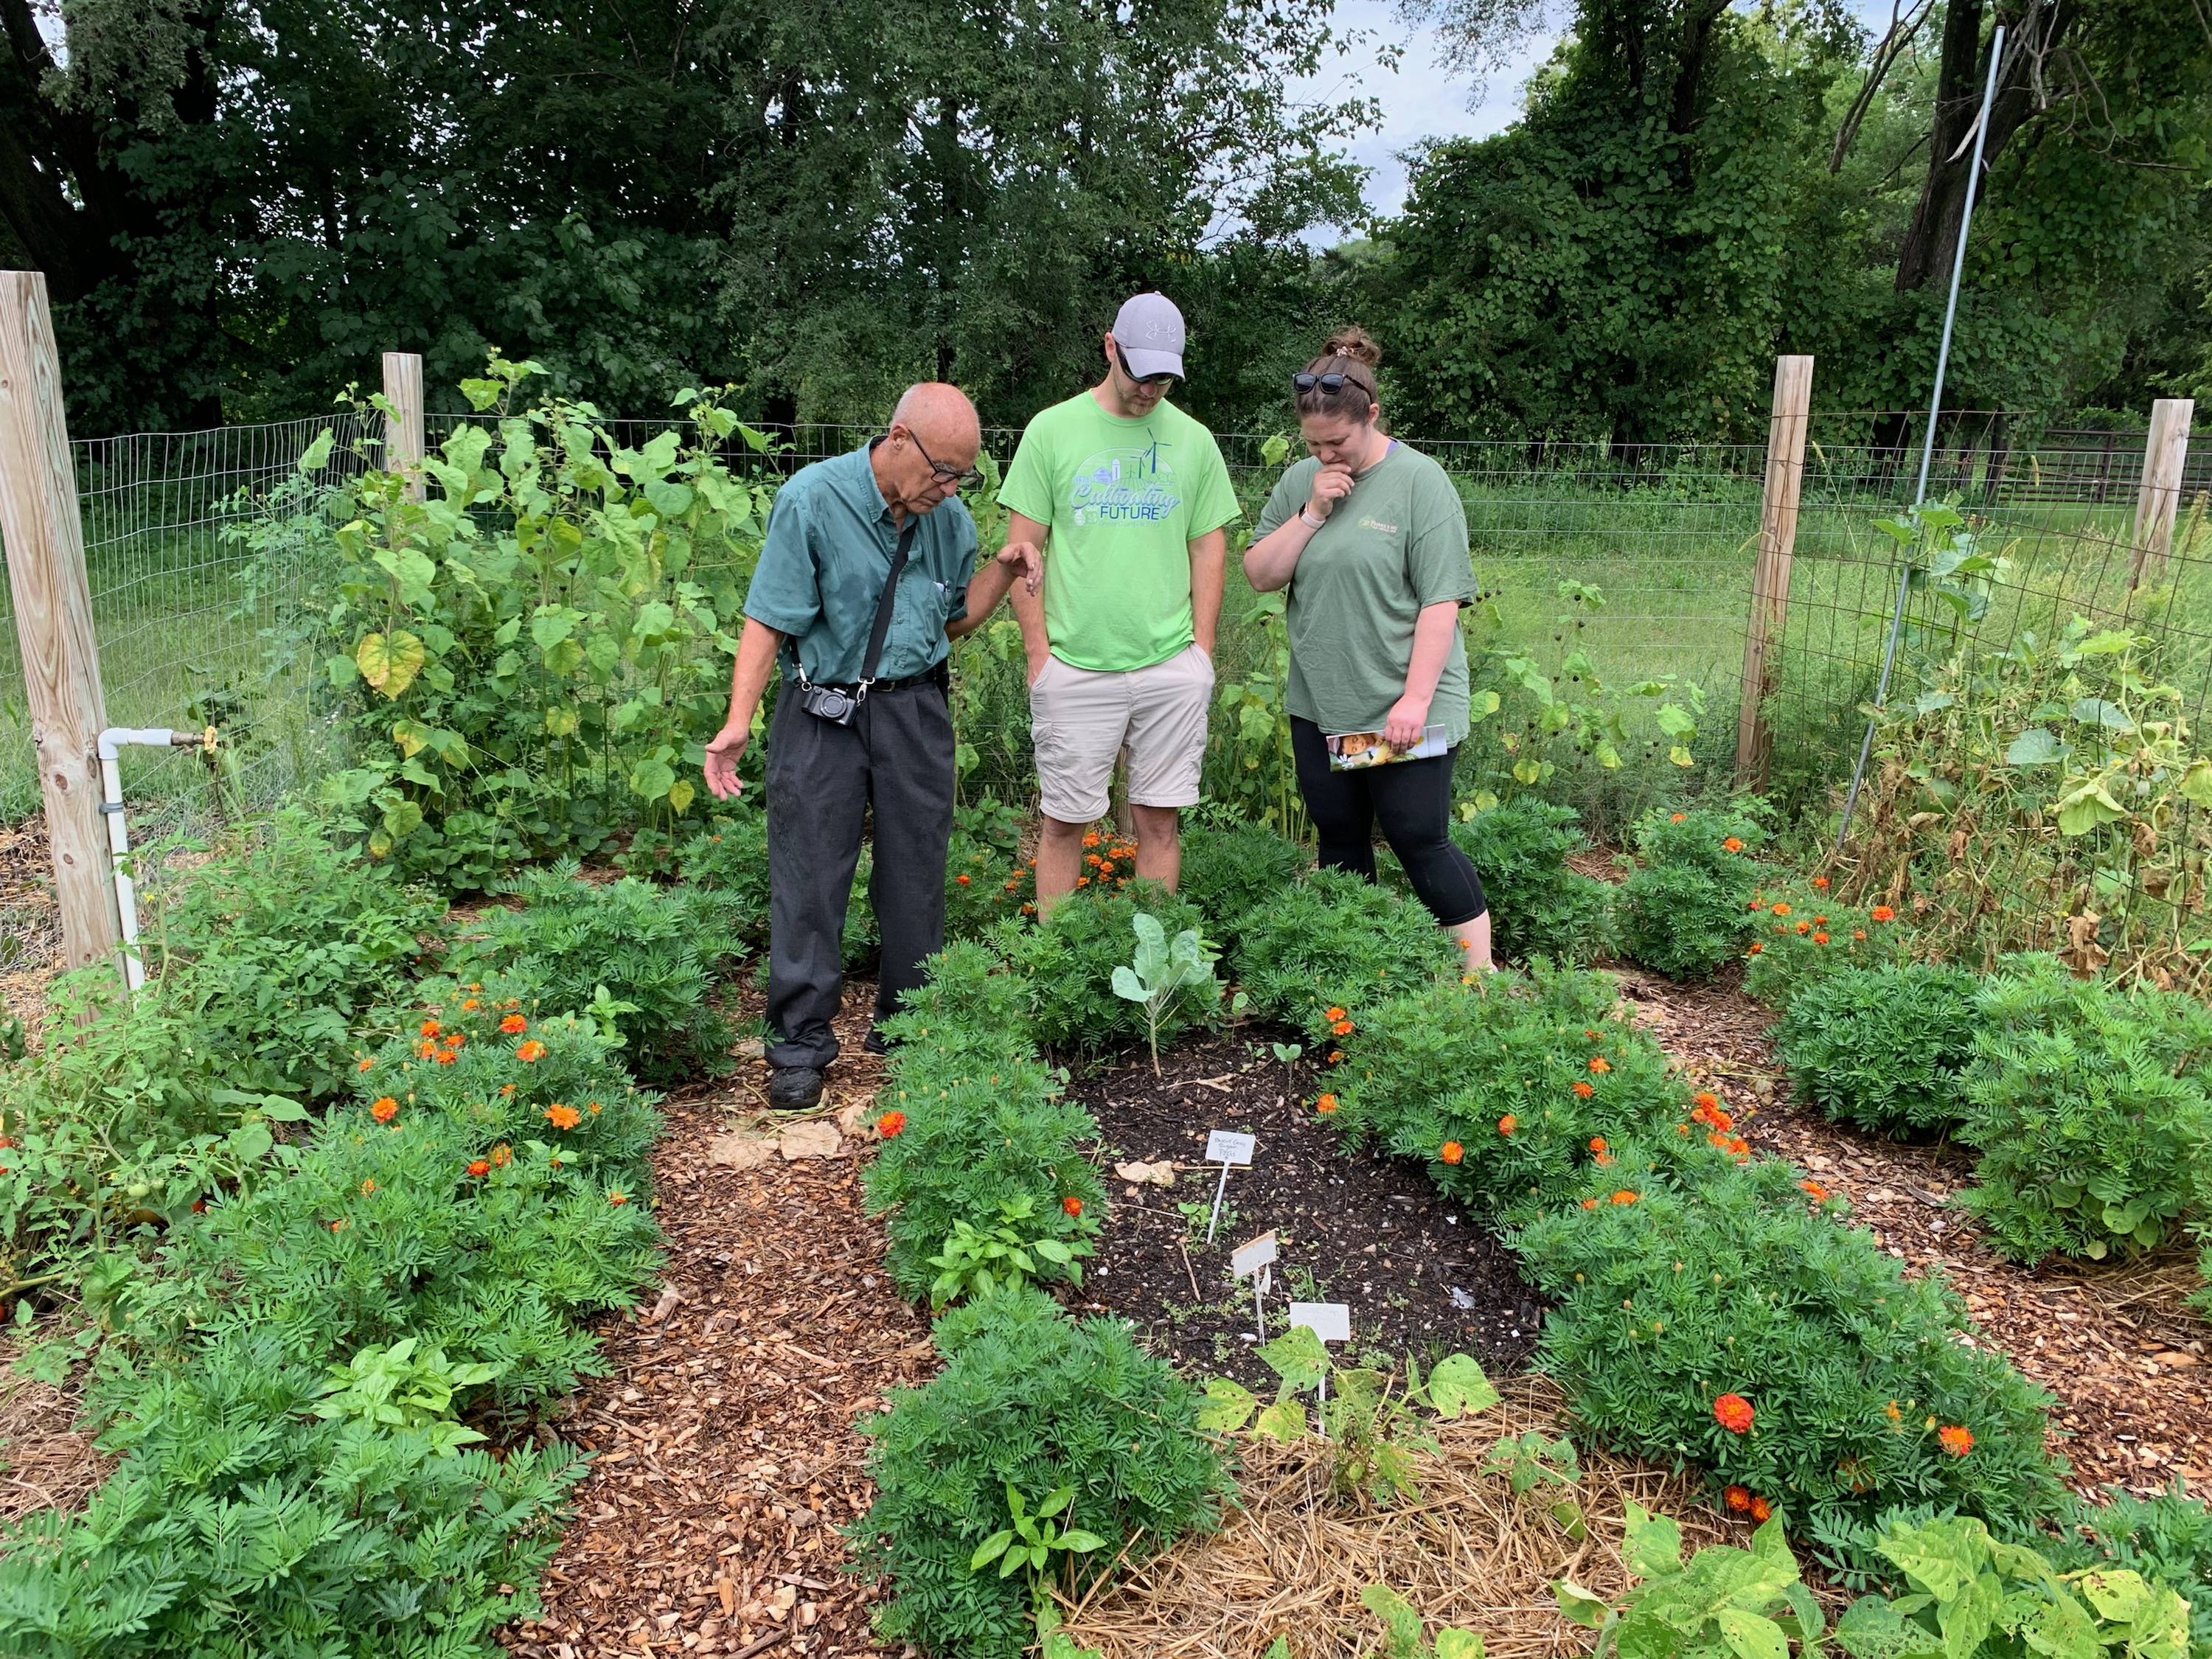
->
<box><xmin>1299</xmin><ymin>507</ymin><xmax>1326</xmax><ymax>529</ymax></box>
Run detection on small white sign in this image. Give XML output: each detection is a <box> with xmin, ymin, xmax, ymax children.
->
<box><xmin>1231</xmin><ymin>1231</ymin><xmax>1279</xmax><ymax>1278</ymax></box>
<box><xmin>1205</xmin><ymin>1130</ymin><xmax>1256</xmax><ymax>1166</ymax></box>
<box><xmin>1288</xmin><ymin>1302</ymin><xmax>1352</xmax><ymax>1343</ymax></box>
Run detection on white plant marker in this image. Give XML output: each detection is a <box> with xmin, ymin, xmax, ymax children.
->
<box><xmin>1288</xmin><ymin>1301</ymin><xmax>1351</xmax><ymax>1402</ymax></box>
<box><xmin>1231</xmin><ymin>1231</ymin><xmax>1278</xmax><ymax>1340</ymax></box>
<box><xmin>1202</xmin><ymin>1130</ymin><xmax>1255</xmax><ymax>1243</ymax></box>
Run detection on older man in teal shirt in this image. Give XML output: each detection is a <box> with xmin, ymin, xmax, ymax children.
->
<box><xmin>704</xmin><ymin>383</ymin><xmax>1037</xmax><ymax>1109</ymax></box>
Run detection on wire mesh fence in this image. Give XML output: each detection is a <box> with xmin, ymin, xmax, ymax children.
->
<box><xmin>2</xmin><ymin>399</ymin><xmax>2199</xmax><ymax>862</ymax></box>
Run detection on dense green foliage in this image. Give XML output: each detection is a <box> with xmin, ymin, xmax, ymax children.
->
<box><xmin>1957</xmin><ymin>958</ymin><xmax>2212</xmax><ymax>1263</ymax></box>
<box><xmin>1449</xmin><ymin>798</ymin><xmax>1617</xmax><ymax>965</ymax></box>
<box><xmin>155</xmin><ymin>807</ymin><xmax>446</xmax><ymax>1101</ymax></box>
<box><xmin>1234</xmin><ymin>866</ymin><xmax>1464</xmax><ymax>1034</ymax></box>
<box><xmin>1774</xmin><ymin>964</ymin><xmax>1982</xmax><ymax>1135</ymax></box>
<box><xmin>995</xmin><ymin>883</ymin><xmax>1214</xmax><ymax>1054</ymax></box>
<box><xmin>1176</xmin><ymin>820</ymin><xmax>1308</xmax><ymax>947</ymax></box>
<box><xmin>1617</xmin><ymin>807</ymin><xmax>1764</xmax><ymax>979</ymax></box>
<box><xmin>852</xmin><ymin>1287</ymin><xmax>1225</xmax><ymax>1659</ymax></box>
<box><xmin>1739</xmin><ymin>882</ymin><xmax>1910</xmax><ymax>1010</ymax></box>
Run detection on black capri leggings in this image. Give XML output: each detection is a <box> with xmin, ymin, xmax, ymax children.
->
<box><xmin>1290</xmin><ymin>716</ymin><xmax>1487</xmax><ymax>927</ymax></box>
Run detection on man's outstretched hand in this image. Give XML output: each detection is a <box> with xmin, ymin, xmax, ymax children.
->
<box><xmin>997</xmin><ymin>539</ymin><xmax>1043</xmax><ymax>594</ymax></box>
<box><xmin>703</xmin><ymin>720</ymin><xmax>749</xmax><ymax>800</ymax></box>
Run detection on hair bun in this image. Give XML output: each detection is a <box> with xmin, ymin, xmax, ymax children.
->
<box><xmin>1323</xmin><ymin>326</ymin><xmax>1382</xmax><ymax>368</ymax></box>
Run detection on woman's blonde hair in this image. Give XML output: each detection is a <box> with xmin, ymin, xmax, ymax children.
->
<box><xmin>1295</xmin><ymin>326</ymin><xmax>1383</xmax><ymax>422</ymax></box>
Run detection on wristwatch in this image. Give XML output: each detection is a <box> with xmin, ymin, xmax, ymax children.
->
<box><xmin>1299</xmin><ymin>507</ymin><xmax>1327</xmax><ymax>529</ymax></box>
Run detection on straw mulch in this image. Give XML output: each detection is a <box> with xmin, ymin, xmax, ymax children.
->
<box><xmin>1057</xmin><ymin>1374</ymin><xmax>1731</xmax><ymax>1659</ymax></box>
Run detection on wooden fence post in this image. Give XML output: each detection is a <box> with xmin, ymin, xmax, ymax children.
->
<box><xmin>0</xmin><ymin>271</ymin><xmax>117</xmax><ymax>972</ymax></box>
<box><xmin>2131</xmin><ymin>397</ymin><xmax>2194</xmax><ymax>587</ymax></box>
<box><xmin>1735</xmin><ymin>355</ymin><xmax>1815</xmax><ymax>788</ymax></box>
<box><xmin>382</xmin><ymin>351</ymin><xmax>425</xmax><ymax>502</ymax></box>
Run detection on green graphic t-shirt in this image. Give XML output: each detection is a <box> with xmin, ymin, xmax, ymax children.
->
<box><xmin>998</xmin><ymin>392</ymin><xmax>1241</xmax><ymax>672</ymax></box>
<box><xmin>1254</xmin><ymin>444</ymin><xmax>1478</xmax><ymax>742</ymax></box>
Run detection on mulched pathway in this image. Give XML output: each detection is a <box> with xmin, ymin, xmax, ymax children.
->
<box><xmin>1613</xmin><ymin>964</ymin><xmax>2211</xmax><ymax>1503</ymax></box>
<box><xmin>0</xmin><ymin>814</ymin><xmax>58</xmax><ymax>1032</ymax></box>
<box><xmin>1071</xmin><ymin>1029</ymin><xmax>1543</xmax><ymax>1390</ymax></box>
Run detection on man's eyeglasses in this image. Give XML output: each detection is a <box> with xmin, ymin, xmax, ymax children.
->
<box><xmin>905</xmin><ymin>430</ymin><xmax>983</xmax><ymax>490</ymax></box>
<box><xmin>1293</xmin><ymin>370</ymin><xmax>1373</xmax><ymax>394</ymax></box>
<box><xmin>1114</xmin><ymin>343</ymin><xmax>1178</xmax><ymax>389</ymax></box>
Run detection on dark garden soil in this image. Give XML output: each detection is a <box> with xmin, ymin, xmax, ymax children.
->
<box><xmin>1065</xmin><ymin>1029</ymin><xmax>1546</xmax><ymax>1392</ymax></box>
<box><xmin>1612</xmin><ymin>964</ymin><xmax>2212</xmax><ymax>1505</ymax></box>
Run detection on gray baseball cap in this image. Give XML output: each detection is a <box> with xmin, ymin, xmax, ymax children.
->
<box><xmin>1112</xmin><ymin>292</ymin><xmax>1186</xmax><ymax>379</ymax></box>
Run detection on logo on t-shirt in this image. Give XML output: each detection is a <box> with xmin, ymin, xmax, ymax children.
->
<box><xmin>1070</xmin><ymin>441</ymin><xmax>1182</xmax><ymax>527</ymax></box>
<box><xmin>1358</xmin><ymin>515</ymin><xmax>1399</xmax><ymax>535</ymax></box>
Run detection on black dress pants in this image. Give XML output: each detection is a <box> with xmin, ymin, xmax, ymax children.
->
<box><xmin>1290</xmin><ymin>715</ymin><xmax>1488</xmax><ymax>926</ymax></box>
<box><xmin>764</xmin><ymin>678</ymin><xmax>955</xmax><ymax>1070</ymax></box>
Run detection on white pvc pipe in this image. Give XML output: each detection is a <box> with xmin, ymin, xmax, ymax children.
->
<box><xmin>97</xmin><ymin>727</ymin><xmax>198</xmax><ymax>991</ymax></box>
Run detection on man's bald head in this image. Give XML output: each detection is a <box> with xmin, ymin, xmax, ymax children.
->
<box><xmin>891</xmin><ymin>382</ymin><xmax>980</xmax><ymax>452</ymax></box>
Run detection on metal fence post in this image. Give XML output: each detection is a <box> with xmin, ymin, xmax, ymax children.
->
<box><xmin>382</xmin><ymin>351</ymin><xmax>425</xmax><ymax>502</ymax></box>
<box><xmin>0</xmin><ymin>271</ymin><xmax>119</xmax><ymax>972</ymax></box>
<box><xmin>1734</xmin><ymin>355</ymin><xmax>1815</xmax><ymax>789</ymax></box>
<box><xmin>2132</xmin><ymin>398</ymin><xmax>2194</xmax><ymax>587</ymax></box>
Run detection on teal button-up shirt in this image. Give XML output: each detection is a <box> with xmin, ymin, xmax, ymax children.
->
<box><xmin>742</xmin><ymin>441</ymin><xmax>978</xmax><ymax>685</ymax></box>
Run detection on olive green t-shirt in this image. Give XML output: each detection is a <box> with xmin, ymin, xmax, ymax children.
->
<box><xmin>1254</xmin><ymin>445</ymin><xmax>1477</xmax><ymax>742</ymax></box>
<box><xmin>998</xmin><ymin>392</ymin><xmax>1242</xmax><ymax>672</ymax></box>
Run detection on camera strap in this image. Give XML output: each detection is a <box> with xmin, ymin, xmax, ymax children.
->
<box><xmin>854</xmin><ymin>517</ymin><xmax>919</xmax><ymax>698</ymax></box>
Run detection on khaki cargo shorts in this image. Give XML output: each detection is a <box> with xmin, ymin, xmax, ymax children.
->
<box><xmin>1029</xmin><ymin>643</ymin><xmax>1214</xmax><ymax>825</ymax></box>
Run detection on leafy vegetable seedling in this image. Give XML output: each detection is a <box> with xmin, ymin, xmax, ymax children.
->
<box><xmin>970</xmin><ymin>1483</ymin><xmax>1107</xmax><ymax>1579</ymax></box>
<box><xmin>1112</xmin><ymin>913</ymin><xmax>1219</xmax><ymax>1075</ymax></box>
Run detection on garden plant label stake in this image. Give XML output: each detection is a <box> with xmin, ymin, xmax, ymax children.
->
<box><xmin>1203</xmin><ymin>1130</ymin><xmax>1256</xmax><ymax>1243</ymax></box>
<box><xmin>1288</xmin><ymin>1301</ymin><xmax>1351</xmax><ymax>1401</ymax></box>
<box><xmin>1231</xmin><ymin>1230</ymin><xmax>1278</xmax><ymax>1339</ymax></box>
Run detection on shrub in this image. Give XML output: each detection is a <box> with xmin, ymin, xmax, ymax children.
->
<box><xmin>852</xmin><ymin>1287</ymin><xmax>1225</xmax><ymax>1659</ymax></box>
<box><xmin>1234</xmin><ymin>868</ymin><xmax>1462</xmax><ymax>1034</ymax></box>
<box><xmin>1449</xmin><ymin>798</ymin><xmax>1617</xmax><ymax>965</ymax></box>
<box><xmin>1739</xmin><ymin>880</ymin><xmax>1909</xmax><ymax>1009</ymax></box>
<box><xmin>451</xmin><ymin>864</ymin><xmax>742</xmax><ymax>1082</ymax></box>
<box><xmin>995</xmin><ymin>883</ymin><xmax>1211</xmax><ymax>1055</ymax></box>
<box><xmin>1616</xmin><ymin>805</ymin><xmax>1764</xmax><ymax>979</ymax></box>
<box><xmin>1517</xmin><ymin>1163</ymin><xmax>2064</xmax><ymax>1537</ymax></box>
<box><xmin>1177</xmin><ymin>821</ymin><xmax>1307</xmax><ymax>945</ymax></box>
<box><xmin>1773</xmin><ymin>964</ymin><xmax>1983</xmax><ymax>1135</ymax></box>
<box><xmin>675</xmin><ymin>811</ymin><xmax>771</xmax><ymax>943</ymax></box>
<box><xmin>1957</xmin><ymin>965</ymin><xmax>2212</xmax><ymax>1263</ymax></box>
<box><xmin>155</xmin><ymin>805</ymin><xmax>446</xmax><ymax>1101</ymax></box>
<box><xmin>2034</xmin><ymin>1484</ymin><xmax>2212</xmax><ymax>1655</ymax></box>
<box><xmin>946</xmin><ymin>830</ymin><xmax>1029</xmax><ymax>942</ymax></box>
<box><xmin>862</xmin><ymin>1051</ymin><xmax>1107</xmax><ymax>1301</ymax></box>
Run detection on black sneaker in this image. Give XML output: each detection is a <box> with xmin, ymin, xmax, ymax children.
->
<box><xmin>765</xmin><ymin>1066</ymin><xmax>826</xmax><ymax>1111</ymax></box>
<box><xmin>863</xmin><ymin>1028</ymin><xmax>891</xmax><ymax>1056</ymax></box>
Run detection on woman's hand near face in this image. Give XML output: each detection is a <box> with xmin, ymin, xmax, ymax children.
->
<box><xmin>1307</xmin><ymin>462</ymin><xmax>1356</xmax><ymax>521</ymax></box>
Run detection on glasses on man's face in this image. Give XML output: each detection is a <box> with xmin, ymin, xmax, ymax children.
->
<box><xmin>1114</xmin><ymin>344</ymin><xmax>1178</xmax><ymax>389</ymax></box>
<box><xmin>906</xmin><ymin>431</ymin><xmax>983</xmax><ymax>490</ymax></box>
<box><xmin>1293</xmin><ymin>371</ymin><xmax>1371</xmax><ymax>394</ymax></box>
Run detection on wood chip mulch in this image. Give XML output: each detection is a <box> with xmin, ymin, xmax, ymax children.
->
<box><xmin>502</xmin><ymin>980</ymin><xmax>923</xmax><ymax>1659</ymax></box>
<box><xmin>0</xmin><ymin>813</ymin><xmax>58</xmax><ymax>1032</ymax></box>
<box><xmin>1613</xmin><ymin>965</ymin><xmax>2211</xmax><ymax>1505</ymax></box>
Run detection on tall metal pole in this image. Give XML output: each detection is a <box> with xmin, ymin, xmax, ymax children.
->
<box><xmin>1835</xmin><ymin>24</ymin><xmax>2006</xmax><ymax>848</ymax></box>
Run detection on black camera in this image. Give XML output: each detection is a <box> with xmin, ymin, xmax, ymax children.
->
<box><xmin>796</xmin><ymin>681</ymin><xmax>862</xmax><ymax>726</ymax></box>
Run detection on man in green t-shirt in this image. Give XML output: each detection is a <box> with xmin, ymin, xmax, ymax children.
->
<box><xmin>1000</xmin><ymin>293</ymin><xmax>1242</xmax><ymax>909</ymax></box>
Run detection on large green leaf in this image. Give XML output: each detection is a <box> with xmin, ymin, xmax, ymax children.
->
<box><xmin>1425</xmin><ymin>1353</ymin><xmax>1500</xmax><ymax>1419</ymax></box>
<box><xmin>356</xmin><ymin>631</ymin><xmax>425</xmax><ymax>698</ymax></box>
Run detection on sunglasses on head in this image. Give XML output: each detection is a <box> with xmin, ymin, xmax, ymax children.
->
<box><xmin>1293</xmin><ymin>370</ymin><xmax>1372</xmax><ymax>394</ymax></box>
<box><xmin>905</xmin><ymin>429</ymin><xmax>983</xmax><ymax>490</ymax></box>
<box><xmin>1114</xmin><ymin>342</ymin><xmax>1178</xmax><ymax>389</ymax></box>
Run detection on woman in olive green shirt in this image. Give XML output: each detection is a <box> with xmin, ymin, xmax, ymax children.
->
<box><xmin>1243</xmin><ymin>327</ymin><xmax>1491</xmax><ymax>970</ymax></box>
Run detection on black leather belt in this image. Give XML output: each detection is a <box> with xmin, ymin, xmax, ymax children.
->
<box><xmin>812</xmin><ymin>661</ymin><xmax>948</xmax><ymax>697</ymax></box>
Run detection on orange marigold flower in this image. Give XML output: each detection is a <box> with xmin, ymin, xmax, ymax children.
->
<box><xmin>1610</xmin><ymin>1189</ymin><xmax>1638</xmax><ymax>1204</ymax></box>
<box><xmin>1085</xmin><ymin>853</ymin><xmax>1102</xmax><ymax>867</ymax></box>
<box><xmin>1588</xmin><ymin>1056</ymin><xmax>1610</xmax><ymax>1074</ymax></box>
<box><xmin>361</xmin><ymin>1179</ymin><xmax>376</xmax><ymax>1195</ymax></box>
<box><xmin>462</xmin><ymin>998</ymin><xmax>481</xmax><ymax>1010</ymax></box>
<box><xmin>1327</xmin><ymin>1049</ymin><xmax>1342</xmax><ymax>1063</ymax></box>
<box><xmin>1582</xmin><ymin>1197</ymin><xmax>1599</xmax><ymax>1209</ymax></box>
<box><xmin>1671</xmin><ymin>813</ymin><xmax>1686</xmax><ymax>822</ymax></box>
<box><xmin>1750</xmin><ymin>1496</ymin><xmax>1773</xmax><ymax>1522</ymax></box>
<box><xmin>332</xmin><ymin>1220</ymin><xmax>344</xmax><ymax>1231</ymax></box>
<box><xmin>1316</xmin><ymin>1093</ymin><xmax>1340</xmax><ymax>1114</ymax></box>
<box><xmin>420</xmin><ymin>1019</ymin><xmax>441</xmax><ymax>1037</ymax></box>
<box><xmin>414</xmin><ymin>1040</ymin><xmax>437</xmax><ymax>1059</ymax></box>
<box><xmin>877</xmin><ymin>1110</ymin><xmax>906</xmax><ymax>1138</ymax></box>
<box><xmin>1714</xmin><ymin>1393</ymin><xmax>1754</xmax><ymax>1433</ymax></box>
<box><xmin>1938</xmin><ymin>1425</ymin><xmax>1973</xmax><ymax>1456</ymax></box>
<box><xmin>588</xmin><ymin>1101</ymin><xmax>602</xmax><ymax>1114</ymax></box>
<box><xmin>1331</xmin><ymin>1019</ymin><xmax>1354</xmax><ymax>1037</ymax></box>
<box><xmin>1749</xmin><ymin>900</ymin><xmax>1764</xmax><ymax>912</ymax></box>
<box><xmin>501</xmin><ymin>1014</ymin><xmax>528</xmax><ymax>1034</ymax></box>
<box><xmin>1590</xmin><ymin>1136</ymin><xmax>1608</xmax><ymax>1153</ymax></box>
<box><xmin>445</xmin><ymin>1030</ymin><xmax>465</xmax><ymax>1047</ymax></box>
<box><xmin>467</xmin><ymin>1158</ymin><xmax>491</xmax><ymax>1178</ymax></box>
<box><xmin>1871</xmin><ymin>905</ymin><xmax>1895</xmax><ymax>922</ymax></box>
<box><xmin>1853</xmin><ymin>929</ymin><xmax>1867</xmax><ymax>941</ymax></box>
<box><xmin>608</xmin><ymin>1189</ymin><xmax>628</xmax><ymax>1206</ymax></box>
<box><xmin>1326</xmin><ymin>1006</ymin><xmax>1348</xmax><ymax>1021</ymax></box>
<box><xmin>1098</xmin><ymin>862</ymin><xmax>1115</xmax><ymax>876</ymax></box>
<box><xmin>499</xmin><ymin>1083</ymin><xmax>517</xmax><ymax>1096</ymax></box>
<box><xmin>1812</xmin><ymin>876</ymin><xmax>1829</xmax><ymax>888</ymax></box>
<box><xmin>1595</xmin><ymin>1152</ymin><xmax>1615</xmax><ymax>1166</ymax></box>
<box><xmin>1747</xmin><ymin>943</ymin><xmax>1764</xmax><ymax>956</ymax></box>
<box><xmin>516</xmin><ymin>1040</ymin><xmax>546</xmax><ymax>1062</ymax></box>
<box><xmin>1498</xmin><ymin>1114</ymin><xmax>1517</xmax><ymax>1135</ymax></box>
<box><xmin>956</xmin><ymin>873</ymin><xmax>971</xmax><ymax>886</ymax></box>
<box><xmin>1813</xmin><ymin>916</ymin><xmax>1828</xmax><ymax>926</ymax></box>
<box><xmin>1692</xmin><ymin>1091</ymin><xmax>1719</xmax><ymax>1111</ymax></box>
<box><xmin>490</xmin><ymin>1144</ymin><xmax>512</xmax><ymax>1166</ymax></box>
<box><xmin>1062</xmin><ymin>1196</ymin><xmax>1083</xmax><ymax>1216</ymax></box>
<box><xmin>1075</xmin><ymin>876</ymin><xmax>1090</xmax><ymax>888</ymax></box>
<box><xmin>370</xmin><ymin>1096</ymin><xmax>400</xmax><ymax>1122</ymax></box>
<box><xmin>1794</xmin><ymin>920</ymin><xmax>1810</xmax><ymax>935</ymax></box>
<box><xmin>1722</xmin><ymin>837</ymin><xmax>1745</xmax><ymax>852</ymax></box>
<box><xmin>1573</xmin><ymin>1080</ymin><xmax>1594</xmax><ymax>1098</ymax></box>
<box><xmin>1800</xmin><ymin>1179</ymin><xmax>1829</xmax><ymax>1200</ymax></box>
<box><xmin>357</xmin><ymin>1057</ymin><xmax>375</xmax><ymax>1072</ymax></box>
<box><xmin>1771</xmin><ymin>902</ymin><xmax>1791</xmax><ymax>916</ymax></box>
<box><xmin>1725</xmin><ymin>1484</ymin><xmax>1752</xmax><ymax>1512</ymax></box>
<box><xmin>1812</xmin><ymin>931</ymin><xmax>1829</xmax><ymax>946</ymax></box>
<box><xmin>434</xmin><ymin>1048</ymin><xmax>459</xmax><ymax>1065</ymax></box>
<box><xmin>1440</xmin><ymin>1141</ymin><xmax>1465</xmax><ymax>1164</ymax></box>
<box><xmin>546</xmin><ymin>1103</ymin><xmax>582</xmax><ymax>1130</ymax></box>
<box><xmin>1082</xmin><ymin>832</ymin><xmax>1101</xmax><ymax>848</ymax></box>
